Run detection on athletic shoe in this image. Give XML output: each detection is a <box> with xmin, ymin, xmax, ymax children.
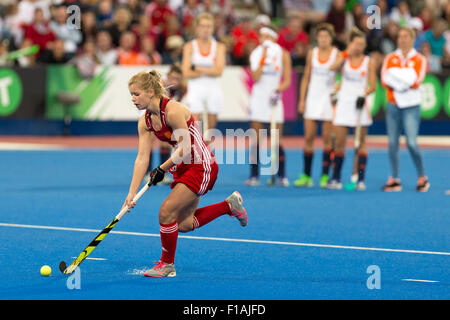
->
<box><xmin>326</xmin><ymin>179</ymin><xmax>343</xmax><ymax>190</ymax></box>
<box><xmin>382</xmin><ymin>177</ymin><xmax>402</xmax><ymax>192</ymax></box>
<box><xmin>245</xmin><ymin>176</ymin><xmax>259</xmax><ymax>187</ymax></box>
<box><xmin>293</xmin><ymin>173</ymin><xmax>313</xmax><ymax>187</ymax></box>
<box><xmin>144</xmin><ymin>261</ymin><xmax>176</xmax><ymax>277</ymax></box>
<box><xmin>355</xmin><ymin>181</ymin><xmax>367</xmax><ymax>191</ymax></box>
<box><xmin>350</xmin><ymin>174</ymin><xmax>358</xmax><ymax>183</ymax></box>
<box><xmin>416</xmin><ymin>176</ymin><xmax>430</xmax><ymax>192</ymax></box>
<box><xmin>278</xmin><ymin>177</ymin><xmax>290</xmax><ymax>187</ymax></box>
<box><xmin>319</xmin><ymin>174</ymin><xmax>329</xmax><ymax>188</ymax></box>
<box><xmin>226</xmin><ymin>191</ymin><xmax>247</xmax><ymax>227</ymax></box>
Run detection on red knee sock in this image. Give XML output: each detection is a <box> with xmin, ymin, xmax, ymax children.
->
<box><xmin>192</xmin><ymin>201</ymin><xmax>231</xmax><ymax>230</ymax></box>
<box><xmin>159</xmin><ymin>221</ymin><xmax>178</xmax><ymax>264</ymax></box>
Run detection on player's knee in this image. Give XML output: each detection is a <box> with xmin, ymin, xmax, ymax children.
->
<box><xmin>159</xmin><ymin>200</ymin><xmax>177</xmax><ymax>224</ymax></box>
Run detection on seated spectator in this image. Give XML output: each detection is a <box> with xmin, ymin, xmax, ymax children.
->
<box><xmin>140</xmin><ymin>35</ymin><xmax>162</xmax><ymax>65</ymax></box>
<box><xmin>424</xmin><ymin>19</ymin><xmax>448</xmax><ymax>57</ymax></box>
<box><xmin>177</xmin><ymin>0</ymin><xmax>200</xmax><ymax>30</ymax></box>
<box><xmin>80</xmin><ymin>10</ymin><xmax>98</xmax><ymax>46</ymax></box>
<box><xmin>96</xmin><ymin>0</ymin><xmax>114</xmax><ymax>28</ymax></box>
<box><xmin>132</xmin><ymin>15</ymin><xmax>160</xmax><ymax>53</ymax></box>
<box><xmin>50</xmin><ymin>5</ymin><xmax>82</xmax><ymax>57</ymax></box>
<box><xmin>291</xmin><ymin>40</ymin><xmax>307</xmax><ymax>69</ymax></box>
<box><xmin>73</xmin><ymin>40</ymin><xmax>99</xmax><ymax>79</ymax></box>
<box><xmin>389</xmin><ymin>0</ymin><xmax>412</xmax><ymax>27</ymax></box>
<box><xmin>418</xmin><ymin>6</ymin><xmax>434</xmax><ymax>31</ymax></box>
<box><xmin>17</xmin><ymin>0</ymin><xmax>51</xmax><ymax>26</ymax></box>
<box><xmin>380</xmin><ymin>20</ymin><xmax>399</xmax><ymax>54</ymax></box>
<box><xmin>106</xmin><ymin>6</ymin><xmax>133</xmax><ymax>48</ymax></box>
<box><xmin>22</xmin><ymin>8</ymin><xmax>56</xmax><ymax>57</ymax></box>
<box><xmin>230</xmin><ymin>16</ymin><xmax>259</xmax><ymax>65</ymax></box>
<box><xmin>162</xmin><ymin>34</ymin><xmax>184</xmax><ymax>64</ymax></box>
<box><xmin>117</xmin><ymin>31</ymin><xmax>150</xmax><ymax>65</ymax></box>
<box><xmin>145</xmin><ymin>0</ymin><xmax>175</xmax><ymax>35</ymax></box>
<box><xmin>16</xmin><ymin>38</ymin><xmax>37</xmax><ymax>67</ymax></box>
<box><xmin>3</xmin><ymin>4</ymin><xmax>22</xmax><ymax>47</ymax></box>
<box><xmin>37</xmin><ymin>38</ymin><xmax>71</xmax><ymax>64</ymax></box>
<box><xmin>326</xmin><ymin>0</ymin><xmax>347</xmax><ymax>42</ymax></box>
<box><xmin>125</xmin><ymin>0</ymin><xmax>144</xmax><ymax>25</ymax></box>
<box><xmin>420</xmin><ymin>40</ymin><xmax>442</xmax><ymax>73</ymax></box>
<box><xmin>161</xmin><ymin>14</ymin><xmax>182</xmax><ymax>53</ymax></box>
<box><xmin>277</xmin><ymin>13</ymin><xmax>309</xmax><ymax>54</ymax></box>
<box><xmin>96</xmin><ymin>30</ymin><xmax>117</xmax><ymax>65</ymax></box>
<box><xmin>199</xmin><ymin>0</ymin><xmax>221</xmax><ymax>15</ymax></box>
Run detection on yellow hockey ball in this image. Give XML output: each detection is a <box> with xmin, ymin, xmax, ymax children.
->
<box><xmin>40</xmin><ymin>265</ymin><xmax>51</xmax><ymax>277</ymax></box>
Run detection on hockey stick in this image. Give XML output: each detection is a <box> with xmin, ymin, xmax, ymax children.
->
<box><xmin>269</xmin><ymin>92</ymin><xmax>280</xmax><ymax>185</ymax></box>
<box><xmin>59</xmin><ymin>183</ymin><xmax>151</xmax><ymax>275</ymax></box>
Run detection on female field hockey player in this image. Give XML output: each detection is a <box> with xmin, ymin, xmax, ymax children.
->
<box><xmin>326</xmin><ymin>27</ymin><xmax>376</xmax><ymax>190</ymax></box>
<box><xmin>246</xmin><ymin>26</ymin><xmax>292</xmax><ymax>187</ymax></box>
<box><xmin>145</xmin><ymin>63</ymin><xmax>187</xmax><ymax>185</ymax></box>
<box><xmin>124</xmin><ymin>70</ymin><xmax>247</xmax><ymax>277</ymax></box>
<box><xmin>294</xmin><ymin>23</ymin><xmax>339</xmax><ymax>188</ymax></box>
<box><xmin>181</xmin><ymin>12</ymin><xmax>226</xmax><ymax>141</ymax></box>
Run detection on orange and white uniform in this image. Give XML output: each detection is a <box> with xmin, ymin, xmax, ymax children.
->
<box><xmin>185</xmin><ymin>39</ymin><xmax>224</xmax><ymax>115</ymax></box>
<box><xmin>249</xmin><ymin>40</ymin><xmax>284</xmax><ymax>123</ymax></box>
<box><xmin>333</xmin><ymin>55</ymin><xmax>372</xmax><ymax>127</ymax></box>
<box><xmin>381</xmin><ymin>48</ymin><xmax>427</xmax><ymax>108</ymax></box>
<box><xmin>304</xmin><ymin>47</ymin><xmax>338</xmax><ymax>121</ymax></box>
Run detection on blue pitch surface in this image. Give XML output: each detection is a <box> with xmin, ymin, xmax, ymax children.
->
<box><xmin>0</xmin><ymin>147</ymin><xmax>449</xmax><ymax>300</ymax></box>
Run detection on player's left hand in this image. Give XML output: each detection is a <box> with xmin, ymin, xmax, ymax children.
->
<box><xmin>148</xmin><ymin>166</ymin><xmax>166</xmax><ymax>186</ymax></box>
<box><xmin>270</xmin><ymin>91</ymin><xmax>280</xmax><ymax>106</ymax></box>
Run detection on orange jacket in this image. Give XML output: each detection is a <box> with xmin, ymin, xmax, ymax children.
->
<box><xmin>381</xmin><ymin>48</ymin><xmax>427</xmax><ymax>106</ymax></box>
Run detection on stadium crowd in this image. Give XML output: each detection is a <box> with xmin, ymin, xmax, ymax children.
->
<box><xmin>0</xmin><ymin>0</ymin><xmax>449</xmax><ymax>73</ymax></box>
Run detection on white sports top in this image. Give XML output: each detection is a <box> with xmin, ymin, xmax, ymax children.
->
<box><xmin>189</xmin><ymin>38</ymin><xmax>220</xmax><ymax>86</ymax></box>
<box><xmin>249</xmin><ymin>40</ymin><xmax>283</xmax><ymax>97</ymax></box>
<box><xmin>307</xmin><ymin>47</ymin><xmax>338</xmax><ymax>97</ymax></box>
<box><xmin>339</xmin><ymin>55</ymin><xmax>369</xmax><ymax>101</ymax></box>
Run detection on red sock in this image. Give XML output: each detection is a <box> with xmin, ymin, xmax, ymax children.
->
<box><xmin>192</xmin><ymin>201</ymin><xmax>231</xmax><ymax>230</ymax></box>
<box><xmin>159</xmin><ymin>221</ymin><xmax>178</xmax><ymax>264</ymax></box>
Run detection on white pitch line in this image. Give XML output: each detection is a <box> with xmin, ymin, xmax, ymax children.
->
<box><xmin>402</xmin><ymin>279</ymin><xmax>440</xmax><ymax>283</ymax></box>
<box><xmin>1</xmin><ymin>222</ymin><xmax>450</xmax><ymax>257</ymax></box>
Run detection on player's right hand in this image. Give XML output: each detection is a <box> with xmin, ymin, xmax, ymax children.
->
<box><xmin>123</xmin><ymin>193</ymin><xmax>137</xmax><ymax>212</ymax></box>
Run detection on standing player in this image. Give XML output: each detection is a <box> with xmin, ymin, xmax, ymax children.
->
<box><xmin>246</xmin><ymin>27</ymin><xmax>292</xmax><ymax>187</ymax></box>
<box><xmin>294</xmin><ymin>23</ymin><xmax>339</xmax><ymax>188</ymax></box>
<box><xmin>125</xmin><ymin>70</ymin><xmax>247</xmax><ymax>277</ymax></box>
<box><xmin>181</xmin><ymin>12</ymin><xmax>226</xmax><ymax>141</ymax></box>
<box><xmin>326</xmin><ymin>28</ymin><xmax>376</xmax><ymax>190</ymax></box>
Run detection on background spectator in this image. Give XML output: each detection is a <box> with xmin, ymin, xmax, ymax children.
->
<box><xmin>95</xmin><ymin>30</ymin><xmax>117</xmax><ymax>65</ymax></box>
<box><xmin>277</xmin><ymin>13</ymin><xmax>309</xmax><ymax>54</ymax></box>
<box><xmin>230</xmin><ymin>16</ymin><xmax>259</xmax><ymax>65</ymax></box>
<box><xmin>50</xmin><ymin>5</ymin><xmax>82</xmax><ymax>57</ymax></box>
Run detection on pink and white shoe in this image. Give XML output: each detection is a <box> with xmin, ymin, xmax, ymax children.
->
<box><xmin>226</xmin><ymin>191</ymin><xmax>248</xmax><ymax>227</ymax></box>
<box><xmin>144</xmin><ymin>260</ymin><xmax>176</xmax><ymax>277</ymax></box>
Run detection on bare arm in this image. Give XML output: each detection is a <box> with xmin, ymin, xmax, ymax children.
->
<box><xmin>364</xmin><ymin>58</ymin><xmax>377</xmax><ymax>96</ymax></box>
<box><xmin>123</xmin><ymin>116</ymin><xmax>153</xmax><ymax>210</ymax></box>
<box><xmin>298</xmin><ymin>49</ymin><xmax>312</xmax><ymax>113</ymax></box>
<box><xmin>194</xmin><ymin>43</ymin><xmax>226</xmax><ymax>77</ymax></box>
<box><xmin>277</xmin><ymin>49</ymin><xmax>292</xmax><ymax>92</ymax></box>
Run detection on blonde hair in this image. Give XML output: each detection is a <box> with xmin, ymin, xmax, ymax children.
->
<box><xmin>398</xmin><ymin>26</ymin><xmax>416</xmax><ymax>39</ymax></box>
<box><xmin>195</xmin><ymin>12</ymin><xmax>214</xmax><ymax>26</ymax></box>
<box><xmin>128</xmin><ymin>70</ymin><xmax>167</xmax><ymax>98</ymax></box>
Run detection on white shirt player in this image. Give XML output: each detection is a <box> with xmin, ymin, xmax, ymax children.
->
<box><xmin>333</xmin><ymin>56</ymin><xmax>373</xmax><ymax>127</ymax></box>
<box><xmin>249</xmin><ymin>40</ymin><xmax>284</xmax><ymax>123</ymax></box>
<box><xmin>304</xmin><ymin>47</ymin><xmax>338</xmax><ymax>121</ymax></box>
<box><xmin>185</xmin><ymin>38</ymin><xmax>224</xmax><ymax>115</ymax></box>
